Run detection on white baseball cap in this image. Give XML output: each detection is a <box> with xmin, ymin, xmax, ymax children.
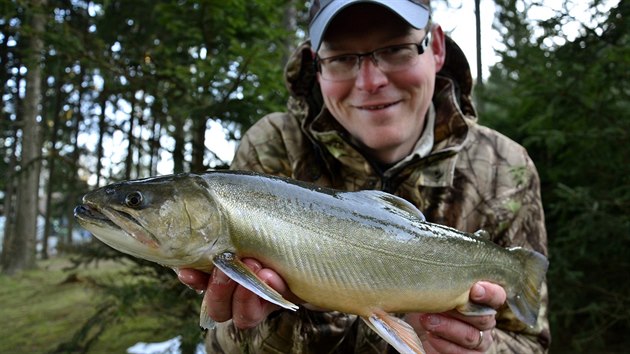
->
<box><xmin>309</xmin><ymin>0</ymin><xmax>431</xmax><ymax>51</ymax></box>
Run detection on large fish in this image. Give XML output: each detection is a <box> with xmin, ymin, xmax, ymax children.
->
<box><xmin>74</xmin><ymin>170</ymin><xmax>548</xmax><ymax>354</ymax></box>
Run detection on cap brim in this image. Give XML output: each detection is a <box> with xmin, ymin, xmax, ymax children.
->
<box><xmin>309</xmin><ymin>0</ymin><xmax>430</xmax><ymax>51</ymax></box>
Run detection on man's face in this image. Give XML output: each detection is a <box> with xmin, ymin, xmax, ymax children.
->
<box><xmin>317</xmin><ymin>4</ymin><xmax>445</xmax><ymax>164</ymax></box>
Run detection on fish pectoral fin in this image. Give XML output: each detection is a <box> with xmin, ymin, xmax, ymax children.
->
<box><xmin>212</xmin><ymin>251</ymin><xmax>299</xmax><ymax>311</ymax></box>
<box><xmin>456</xmin><ymin>301</ymin><xmax>497</xmax><ymax>317</ymax></box>
<box><xmin>361</xmin><ymin>311</ymin><xmax>426</xmax><ymax>354</ymax></box>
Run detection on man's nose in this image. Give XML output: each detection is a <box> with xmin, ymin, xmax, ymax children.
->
<box><xmin>355</xmin><ymin>57</ymin><xmax>388</xmax><ymax>92</ymax></box>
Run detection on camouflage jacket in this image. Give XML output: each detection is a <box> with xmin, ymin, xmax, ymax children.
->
<box><xmin>206</xmin><ymin>37</ymin><xmax>550</xmax><ymax>353</ymax></box>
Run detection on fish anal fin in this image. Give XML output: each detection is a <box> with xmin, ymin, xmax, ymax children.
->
<box><xmin>212</xmin><ymin>251</ymin><xmax>299</xmax><ymax>311</ymax></box>
<box><xmin>456</xmin><ymin>301</ymin><xmax>497</xmax><ymax>317</ymax></box>
<box><xmin>362</xmin><ymin>310</ymin><xmax>426</xmax><ymax>354</ymax></box>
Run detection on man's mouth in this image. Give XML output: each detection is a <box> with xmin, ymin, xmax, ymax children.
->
<box><xmin>358</xmin><ymin>101</ymin><xmax>399</xmax><ymax>110</ymax></box>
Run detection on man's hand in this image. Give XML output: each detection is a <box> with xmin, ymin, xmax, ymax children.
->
<box><xmin>405</xmin><ymin>282</ymin><xmax>506</xmax><ymax>353</ymax></box>
<box><xmin>179</xmin><ymin>263</ymin><xmax>506</xmax><ymax>352</ymax></box>
<box><xmin>177</xmin><ymin>259</ymin><xmax>299</xmax><ymax>329</ymax></box>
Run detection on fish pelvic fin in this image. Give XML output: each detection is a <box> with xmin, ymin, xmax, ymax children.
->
<box><xmin>212</xmin><ymin>251</ymin><xmax>299</xmax><ymax>311</ymax></box>
<box><xmin>199</xmin><ymin>293</ymin><xmax>217</xmax><ymax>330</ymax></box>
<box><xmin>362</xmin><ymin>310</ymin><xmax>426</xmax><ymax>354</ymax></box>
<box><xmin>506</xmin><ymin>247</ymin><xmax>549</xmax><ymax>326</ymax></box>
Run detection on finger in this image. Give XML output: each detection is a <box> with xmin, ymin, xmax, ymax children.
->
<box><xmin>470</xmin><ymin>281</ymin><xmax>507</xmax><ymax>309</ymax></box>
<box><xmin>231</xmin><ymin>260</ymin><xmax>277</xmax><ymax>329</ymax></box>
<box><xmin>177</xmin><ymin>268</ymin><xmax>209</xmax><ymax>292</ymax></box>
<box><xmin>205</xmin><ymin>266</ymin><xmax>239</xmax><ymax>322</ymax></box>
<box><xmin>424</xmin><ymin>329</ymin><xmax>492</xmax><ymax>353</ymax></box>
<box><xmin>419</xmin><ymin>314</ymin><xmax>493</xmax><ymax>352</ymax></box>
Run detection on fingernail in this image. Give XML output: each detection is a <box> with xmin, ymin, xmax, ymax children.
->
<box><xmin>472</xmin><ymin>283</ymin><xmax>486</xmax><ymax>300</ymax></box>
<box><xmin>423</xmin><ymin>314</ymin><xmax>441</xmax><ymax>328</ymax></box>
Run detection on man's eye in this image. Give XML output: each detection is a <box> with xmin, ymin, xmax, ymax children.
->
<box><xmin>380</xmin><ymin>46</ymin><xmax>411</xmax><ymax>56</ymax></box>
<box><xmin>328</xmin><ymin>55</ymin><xmax>355</xmax><ymax>64</ymax></box>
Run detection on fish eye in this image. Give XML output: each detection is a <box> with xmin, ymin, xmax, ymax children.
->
<box><xmin>125</xmin><ymin>191</ymin><xmax>143</xmax><ymax>208</ymax></box>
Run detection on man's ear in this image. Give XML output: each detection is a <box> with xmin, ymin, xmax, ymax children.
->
<box><xmin>431</xmin><ymin>24</ymin><xmax>446</xmax><ymax>72</ymax></box>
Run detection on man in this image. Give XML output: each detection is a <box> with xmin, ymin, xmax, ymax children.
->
<box><xmin>179</xmin><ymin>0</ymin><xmax>550</xmax><ymax>352</ymax></box>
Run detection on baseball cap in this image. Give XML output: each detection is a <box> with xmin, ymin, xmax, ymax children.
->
<box><xmin>309</xmin><ymin>0</ymin><xmax>431</xmax><ymax>51</ymax></box>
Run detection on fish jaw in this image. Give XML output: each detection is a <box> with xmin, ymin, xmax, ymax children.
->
<box><xmin>74</xmin><ymin>204</ymin><xmax>163</xmax><ymax>261</ymax></box>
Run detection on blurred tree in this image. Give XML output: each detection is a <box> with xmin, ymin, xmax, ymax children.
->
<box><xmin>2</xmin><ymin>0</ymin><xmax>47</xmax><ymax>275</ymax></box>
<box><xmin>479</xmin><ymin>0</ymin><xmax>630</xmax><ymax>351</ymax></box>
<box><xmin>0</xmin><ymin>0</ymin><xmax>299</xmax><ymax>350</ymax></box>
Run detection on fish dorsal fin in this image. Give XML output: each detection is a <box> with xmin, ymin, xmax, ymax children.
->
<box><xmin>362</xmin><ymin>310</ymin><xmax>426</xmax><ymax>354</ymax></box>
<box><xmin>344</xmin><ymin>190</ymin><xmax>426</xmax><ymax>222</ymax></box>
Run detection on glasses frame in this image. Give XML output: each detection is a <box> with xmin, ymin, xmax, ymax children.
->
<box><xmin>315</xmin><ymin>30</ymin><xmax>433</xmax><ymax>82</ymax></box>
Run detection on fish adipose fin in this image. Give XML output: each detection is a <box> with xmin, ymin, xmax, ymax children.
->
<box><xmin>212</xmin><ymin>251</ymin><xmax>299</xmax><ymax>311</ymax></box>
<box><xmin>361</xmin><ymin>310</ymin><xmax>426</xmax><ymax>354</ymax></box>
<box><xmin>506</xmin><ymin>247</ymin><xmax>549</xmax><ymax>326</ymax></box>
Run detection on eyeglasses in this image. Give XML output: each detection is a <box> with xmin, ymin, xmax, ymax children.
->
<box><xmin>315</xmin><ymin>31</ymin><xmax>432</xmax><ymax>82</ymax></box>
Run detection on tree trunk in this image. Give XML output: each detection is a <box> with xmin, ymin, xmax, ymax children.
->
<box><xmin>3</xmin><ymin>0</ymin><xmax>47</xmax><ymax>275</ymax></box>
<box><xmin>148</xmin><ymin>103</ymin><xmax>162</xmax><ymax>176</ymax></box>
<box><xmin>95</xmin><ymin>89</ymin><xmax>107</xmax><ymax>187</ymax></box>
<box><xmin>41</xmin><ymin>70</ymin><xmax>64</xmax><ymax>259</ymax></box>
<box><xmin>125</xmin><ymin>95</ymin><xmax>136</xmax><ymax>180</ymax></box>
<box><xmin>282</xmin><ymin>0</ymin><xmax>297</xmax><ymax>67</ymax></box>
<box><xmin>1</xmin><ymin>130</ymin><xmax>19</xmax><ymax>267</ymax></box>
<box><xmin>191</xmin><ymin>115</ymin><xmax>206</xmax><ymax>172</ymax></box>
<box><xmin>1</xmin><ymin>59</ymin><xmax>24</xmax><ymax>269</ymax></box>
<box><xmin>172</xmin><ymin>116</ymin><xmax>186</xmax><ymax>174</ymax></box>
<box><xmin>475</xmin><ymin>0</ymin><xmax>483</xmax><ymax>86</ymax></box>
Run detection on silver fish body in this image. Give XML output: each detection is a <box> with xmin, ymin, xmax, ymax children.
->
<box><xmin>75</xmin><ymin>171</ymin><xmax>548</xmax><ymax>354</ymax></box>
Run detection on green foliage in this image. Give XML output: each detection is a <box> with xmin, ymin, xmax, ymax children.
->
<box><xmin>2</xmin><ymin>0</ymin><xmax>299</xmax><ymax>347</ymax></box>
<box><xmin>52</xmin><ymin>242</ymin><xmax>203</xmax><ymax>353</ymax></box>
<box><xmin>479</xmin><ymin>0</ymin><xmax>630</xmax><ymax>351</ymax></box>
<box><xmin>0</xmin><ymin>254</ymin><xmax>192</xmax><ymax>353</ymax></box>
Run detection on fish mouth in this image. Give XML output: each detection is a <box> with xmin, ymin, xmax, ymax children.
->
<box><xmin>74</xmin><ymin>204</ymin><xmax>160</xmax><ymax>249</ymax></box>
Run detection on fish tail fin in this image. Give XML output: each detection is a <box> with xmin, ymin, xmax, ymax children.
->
<box><xmin>506</xmin><ymin>247</ymin><xmax>549</xmax><ymax>326</ymax></box>
<box><xmin>362</xmin><ymin>310</ymin><xmax>426</xmax><ymax>354</ymax></box>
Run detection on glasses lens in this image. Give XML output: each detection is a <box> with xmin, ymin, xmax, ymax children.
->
<box><xmin>320</xmin><ymin>55</ymin><xmax>358</xmax><ymax>81</ymax></box>
<box><xmin>318</xmin><ymin>36</ymin><xmax>428</xmax><ymax>82</ymax></box>
<box><xmin>375</xmin><ymin>45</ymin><xmax>418</xmax><ymax>71</ymax></box>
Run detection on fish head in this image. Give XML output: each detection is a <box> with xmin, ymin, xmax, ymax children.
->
<box><xmin>74</xmin><ymin>173</ymin><xmax>226</xmax><ymax>269</ymax></box>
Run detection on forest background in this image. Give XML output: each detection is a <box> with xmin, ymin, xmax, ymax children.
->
<box><xmin>1</xmin><ymin>0</ymin><xmax>628</xmax><ymax>353</ymax></box>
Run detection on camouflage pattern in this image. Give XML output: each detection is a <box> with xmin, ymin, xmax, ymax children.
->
<box><xmin>205</xmin><ymin>35</ymin><xmax>550</xmax><ymax>353</ymax></box>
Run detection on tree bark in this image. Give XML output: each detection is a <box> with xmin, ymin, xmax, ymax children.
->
<box><xmin>3</xmin><ymin>0</ymin><xmax>47</xmax><ymax>275</ymax></box>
